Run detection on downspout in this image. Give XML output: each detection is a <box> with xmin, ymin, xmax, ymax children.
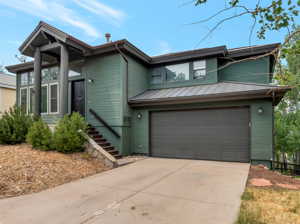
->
<box><xmin>115</xmin><ymin>43</ymin><xmax>129</xmax><ymax>104</ymax></box>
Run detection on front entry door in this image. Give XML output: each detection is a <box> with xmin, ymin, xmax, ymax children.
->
<box><xmin>71</xmin><ymin>80</ymin><xmax>85</xmax><ymax>116</ymax></box>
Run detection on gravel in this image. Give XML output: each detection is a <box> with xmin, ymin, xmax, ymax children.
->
<box><xmin>0</xmin><ymin>144</ymin><xmax>108</xmax><ymax>198</ymax></box>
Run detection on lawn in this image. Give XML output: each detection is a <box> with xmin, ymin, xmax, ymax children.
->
<box><xmin>236</xmin><ymin>165</ymin><xmax>300</xmax><ymax>224</ymax></box>
<box><xmin>0</xmin><ymin>144</ymin><xmax>108</xmax><ymax>198</ymax></box>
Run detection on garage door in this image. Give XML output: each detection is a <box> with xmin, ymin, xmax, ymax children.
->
<box><xmin>150</xmin><ymin>107</ymin><xmax>250</xmax><ymax>162</ymax></box>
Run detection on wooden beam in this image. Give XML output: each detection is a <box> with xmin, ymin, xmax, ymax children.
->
<box><xmin>59</xmin><ymin>44</ymin><xmax>69</xmax><ymax>115</ymax></box>
<box><xmin>34</xmin><ymin>48</ymin><xmax>42</xmax><ymax>116</ymax></box>
<box><xmin>40</xmin><ymin>42</ymin><xmax>61</xmax><ymax>52</ymax></box>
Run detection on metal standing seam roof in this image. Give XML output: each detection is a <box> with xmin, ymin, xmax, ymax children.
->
<box><xmin>129</xmin><ymin>82</ymin><xmax>288</xmax><ymax>103</ymax></box>
<box><xmin>0</xmin><ymin>73</ymin><xmax>16</xmax><ymax>89</ymax></box>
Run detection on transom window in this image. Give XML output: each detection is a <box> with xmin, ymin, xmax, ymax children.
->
<box><xmin>20</xmin><ymin>73</ymin><xmax>28</xmax><ymax>86</ymax></box>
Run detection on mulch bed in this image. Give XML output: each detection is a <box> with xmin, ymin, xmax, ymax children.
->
<box><xmin>0</xmin><ymin>144</ymin><xmax>109</xmax><ymax>199</ymax></box>
<box><xmin>247</xmin><ymin>165</ymin><xmax>300</xmax><ymax>190</ymax></box>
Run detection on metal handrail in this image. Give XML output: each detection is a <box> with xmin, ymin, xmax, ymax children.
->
<box><xmin>89</xmin><ymin>108</ymin><xmax>120</xmax><ymax>138</ymax></box>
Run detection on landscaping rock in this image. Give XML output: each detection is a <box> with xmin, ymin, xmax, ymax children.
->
<box><xmin>250</xmin><ymin>178</ymin><xmax>273</xmax><ymax>187</ymax></box>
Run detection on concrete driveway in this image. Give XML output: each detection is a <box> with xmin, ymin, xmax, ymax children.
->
<box><xmin>0</xmin><ymin>158</ymin><xmax>249</xmax><ymax>224</ymax></box>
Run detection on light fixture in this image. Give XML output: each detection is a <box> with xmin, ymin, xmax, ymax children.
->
<box><xmin>88</xmin><ymin>79</ymin><xmax>94</xmax><ymax>83</ymax></box>
<box><xmin>257</xmin><ymin>107</ymin><xmax>264</xmax><ymax>115</ymax></box>
<box><xmin>137</xmin><ymin>113</ymin><xmax>142</xmax><ymax>119</ymax></box>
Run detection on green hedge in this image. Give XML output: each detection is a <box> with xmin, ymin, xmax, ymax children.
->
<box><xmin>0</xmin><ymin>106</ymin><xmax>33</xmax><ymax>144</ymax></box>
<box><xmin>26</xmin><ymin>118</ymin><xmax>53</xmax><ymax>151</ymax></box>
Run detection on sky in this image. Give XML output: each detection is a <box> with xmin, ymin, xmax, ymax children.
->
<box><xmin>0</xmin><ymin>0</ymin><xmax>299</xmax><ymax>66</ymax></box>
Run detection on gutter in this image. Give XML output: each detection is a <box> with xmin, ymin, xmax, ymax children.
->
<box><xmin>115</xmin><ymin>43</ymin><xmax>129</xmax><ymax>103</ymax></box>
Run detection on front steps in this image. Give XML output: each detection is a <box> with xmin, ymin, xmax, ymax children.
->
<box><xmin>87</xmin><ymin>125</ymin><xmax>122</xmax><ymax>160</ymax></box>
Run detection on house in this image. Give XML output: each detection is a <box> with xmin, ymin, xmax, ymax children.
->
<box><xmin>0</xmin><ymin>72</ymin><xmax>16</xmax><ymax>115</ymax></box>
<box><xmin>6</xmin><ymin>21</ymin><xmax>290</xmax><ymax>165</ymax></box>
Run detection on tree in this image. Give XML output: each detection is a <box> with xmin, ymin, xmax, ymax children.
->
<box><xmin>194</xmin><ymin>0</ymin><xmax>299</xmax><ymax>40</ymax></box>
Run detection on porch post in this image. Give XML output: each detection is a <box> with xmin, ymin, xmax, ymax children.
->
<box><xmin>60</xmin><ymin>44</ymin><xmax>69</xmax><ymax>116</ymax></box>
<box><xmin>34</xmin><ymin>47</ymin><xmax>42</xmax><ymax>116</ymax></box>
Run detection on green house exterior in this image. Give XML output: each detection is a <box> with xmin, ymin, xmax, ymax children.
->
<box><xmin>7</xmin><ymin>22</ymin><xmax>290</xmax><ymax>165</ymax></box>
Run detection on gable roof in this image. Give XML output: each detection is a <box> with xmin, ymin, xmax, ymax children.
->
<box><xmin>0</xmin><ymin>72</ymin><xmax>16</xmax><ymax>89</ymax></box>
<box><xmin>129</xmin><ymin>82</ymin><xmax>290</xmax><ymax>106</ymax></box>
<box><xmin>6</xmin><ymin>21</ymin><xmax>280</xmax><ymax>73</ymax></box>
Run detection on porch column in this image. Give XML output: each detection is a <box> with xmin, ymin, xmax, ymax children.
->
<box><xmin>60</xmin><ymin>44</ymin><xmax>69</xmax><ymax>115</ymax></box>
<box><xmin>34</xmin><ymin>47</ymin><xmax>42</xmax><ymax>116</ymax></box>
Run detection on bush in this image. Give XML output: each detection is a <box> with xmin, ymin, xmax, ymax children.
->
<box><xmin>26</xmin><ymin>118</ymin><xmax>53</xmax><ymax>150</ymax></box>
<box><xmin>0</xmin><ymin>106</ymin><xmax>33</xmax><ymax>144</ymax></box>
<box><xmin>52</xmin><ymin>112</ymin><xmax>87</xmax><ymax>153</ymax></box>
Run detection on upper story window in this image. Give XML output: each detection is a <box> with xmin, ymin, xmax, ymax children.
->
<box><xmin>28</xmin><ymin>71</ymin><xmax>34</xmax><ymax>85</ymax></box>
<box><xmin>150</xmin><ymin>68</ymin><xmax>164</xmax><ymax>84</ymax></box>
<box><xmin>20</xmin><ymin>73</ymin><xmax>28</xmax><ymax>86</ymax></box>
<box><xmin>42</xmin><ymin>66</ymin><xmax>59</xmax><ymax>83</ymax></box>
<box><xmin>193</xmin><ymin>60</ymin><xmax>206</xmax><ymax>79</ymax></box>
<box><xmin>166</xmin><ymin>63</ymin><xmax>189</xmax><ymax>82</ymax></box>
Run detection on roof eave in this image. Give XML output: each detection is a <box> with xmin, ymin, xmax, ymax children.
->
<box><xmin>129</xmin><ymin>88</ymin><xmax>290</xmax><ymax>107</ymax></box>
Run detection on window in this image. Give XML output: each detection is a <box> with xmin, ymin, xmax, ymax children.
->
<box><xmin>29</xmin><ymin>87</ymin><xmax>34</xmax><ymax>114</ymax></box>
<box><xmin>150</xmin><ymin>68</ymin><xmax>164</xmax><ymax>84</ymax></box>
<box><xmin>20</xmin><ymin>73</ymin><xmax>28</xmax><ymax>86</ymax></box>
<box><xmin>20</xmin><ymin>88</ymin><xmax>28</xmax><ymax>113</ymax></box>
<box><xmin>41</xmin><ymin>85</ymin><xmax>48</xmax><ymax>113</ymax></box>
<box><xmin>166</xmin><ymin>63</ymin><xmax>189</xmax><ymax>82</ymax></box>
<box><xmin>193</xmin><ymin>60</ymin><xmax>206</xmax><ymax>79</ymax></box>
<box><xmin>69</xmin><ymin>63</ymin><xmax>82</xmax><ymax>77</ymax></box>
<box><xmin>42</xmin><ymin>66</ymin><xmax>59</xmax><ymax>83</ymax></box>
<box><xmin>50</xmin><ymin>84</ymin><xmax>59</xmax><ymax>113</ymax></box>
<box><xmin>28</xmin><ymin>72</ymin><xmax>34</xmax><ymax>85</ymax></box>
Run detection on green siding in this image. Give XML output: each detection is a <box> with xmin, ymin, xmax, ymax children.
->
<box><xmin>251</xmin><ymin>101</ymin><xmax>273</xmax><ymax>161</ymax></box>
<box><xmin>120</xmin><ymin>55</ymin><xmax>149</xmax><ymax>155</ymax></box>
<box><xmin>130</xmin><ymin>100</ymin><xmax>274</xmax><ymax>163</ymax></box>
<box><xmin>149</xmin><ymin>58</ymin><xmax>218</xmax><ymax>89</ymax></box>
<box><xmin>219</xmin><ymin>56</ymin><xmax>270</xmax><ymax>84</ymax></box>
<box><xmin>85</xmin><ymin>54</ymin><xmax>123</xmax><ymax>152</ymax></box>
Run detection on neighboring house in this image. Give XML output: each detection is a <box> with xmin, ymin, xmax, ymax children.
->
<box><xmin>0</xmin><ymin>72</ymin><xmax>16</xmax><ymax>115</ymax></box>
<box><xmin>6</xmin><ymin>21</ymin><xmax>290</xmax><ymax>165</ymax></box>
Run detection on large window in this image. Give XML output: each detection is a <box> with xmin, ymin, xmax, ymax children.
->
<box><xmin>41</xmin><ymin>85</ymin><xmax>48</xmax><ymax>114</ymax></box>
<box><xmin>42</xmin><ymin>67</ymin><xmax>59</xmax><ymax>83</ymax></box>
<box><xmin>28</xmin><ymin>72</ymin><xmax>34</xmax><ymax>85</ymax></box>
<box><xmin>20</xmin><ymin>88</ymin><xmax>28</xmax><ymax>112</ymax></box>
<box><xmin>166</xmin><ymin>63</ymin><xmax>189</xmax><ymax>82</ymax></box>
<box><xmin>20</xmin><ymin>73</ymin><xmax>28</xmax><ymax>86</ymax></box>
<box><xmin>29</xmin><ymin>87</ymin><xmax>34</xmax><ymax>114</ymax></box>
<box><xmin>50</xmin><ymin>84</ymin><xmax>59</xmax><ymax>113</ymax></box>
<box><xmin>193</xmin><ymin>60</ymin><xmax>206</xmax><ymax>79</ymax></box>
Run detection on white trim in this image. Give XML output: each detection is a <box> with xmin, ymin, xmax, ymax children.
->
<box><xmin>20</xmin><ymin>87</ymin><xmax>28</xmax><ymax>114</ymax></box>
<box><xmin>49</xmin><ymin>82</ymin><xmax>59</xmax><ymax>114</ymax></box>
<box><xmin>41</xmin><ymin>84</ymin><xmax>48</xmax><ymax>115</ymax></box>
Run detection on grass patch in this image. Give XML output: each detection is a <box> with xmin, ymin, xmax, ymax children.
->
<box><xmin>236</xmin><ymin>187</ymin><xmax>300</xmax><ymax>224</ymax></box>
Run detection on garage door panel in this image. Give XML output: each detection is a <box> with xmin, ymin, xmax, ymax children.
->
<box><xmin>150</xmin><ymin>108</ymin><xmax>250</xmax><ymax>162</ymax></box>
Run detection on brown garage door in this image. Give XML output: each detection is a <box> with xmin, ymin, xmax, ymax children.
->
<box><xmin>150</xmin><ymin>107</ymin><xmax>250</xmax><ymax>162</ymax></box>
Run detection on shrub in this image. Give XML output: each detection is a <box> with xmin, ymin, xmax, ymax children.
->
<box><xmin>0</xmin><ymin>106</ymin><xmax>33</xmax><ymax>144</ymax></box>
<box><xmin>26</xmin><ymin>118</ymin><xmax>53</xmax><ymax>150</ymax></box>
<box><xmin>52</xmin><ymin>112</ymin><xmax>87</xmax><ymax>153</ymax></box>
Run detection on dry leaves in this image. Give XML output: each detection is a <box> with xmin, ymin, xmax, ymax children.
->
<box><xmin>0</xmin><ymin>144</ymin><xmax>108</xmax><ymax>198</ymax></box>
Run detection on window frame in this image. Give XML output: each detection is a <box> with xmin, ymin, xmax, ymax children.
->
<box><xmin>165</xmin><ymin>62</ymin><xmax>190</xmax><ymax>83</ymax></box>
<box><xmin>193</xmin><ymin>60</ymin><xmax>207</xmax><ymax>80</ymax></box>
<box><xmin>41</xmin><ymin>84</ymin><xmax>49</xmax><ymax>115</ymax></box>
<box><xmin>20</xmin><ymin>87</ymin><xmax>28</xmax><ymax>113</ymax></box>
<box><xmin>49</xmin><ymin>82</ymin><xmax>59</xmax><ymax>114</ymax></box>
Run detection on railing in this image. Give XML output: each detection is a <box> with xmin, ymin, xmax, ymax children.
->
<box><xmin>89</xmin><ymin>108</ymin><xmax>120</xmax><ymax>138</ymax></box>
